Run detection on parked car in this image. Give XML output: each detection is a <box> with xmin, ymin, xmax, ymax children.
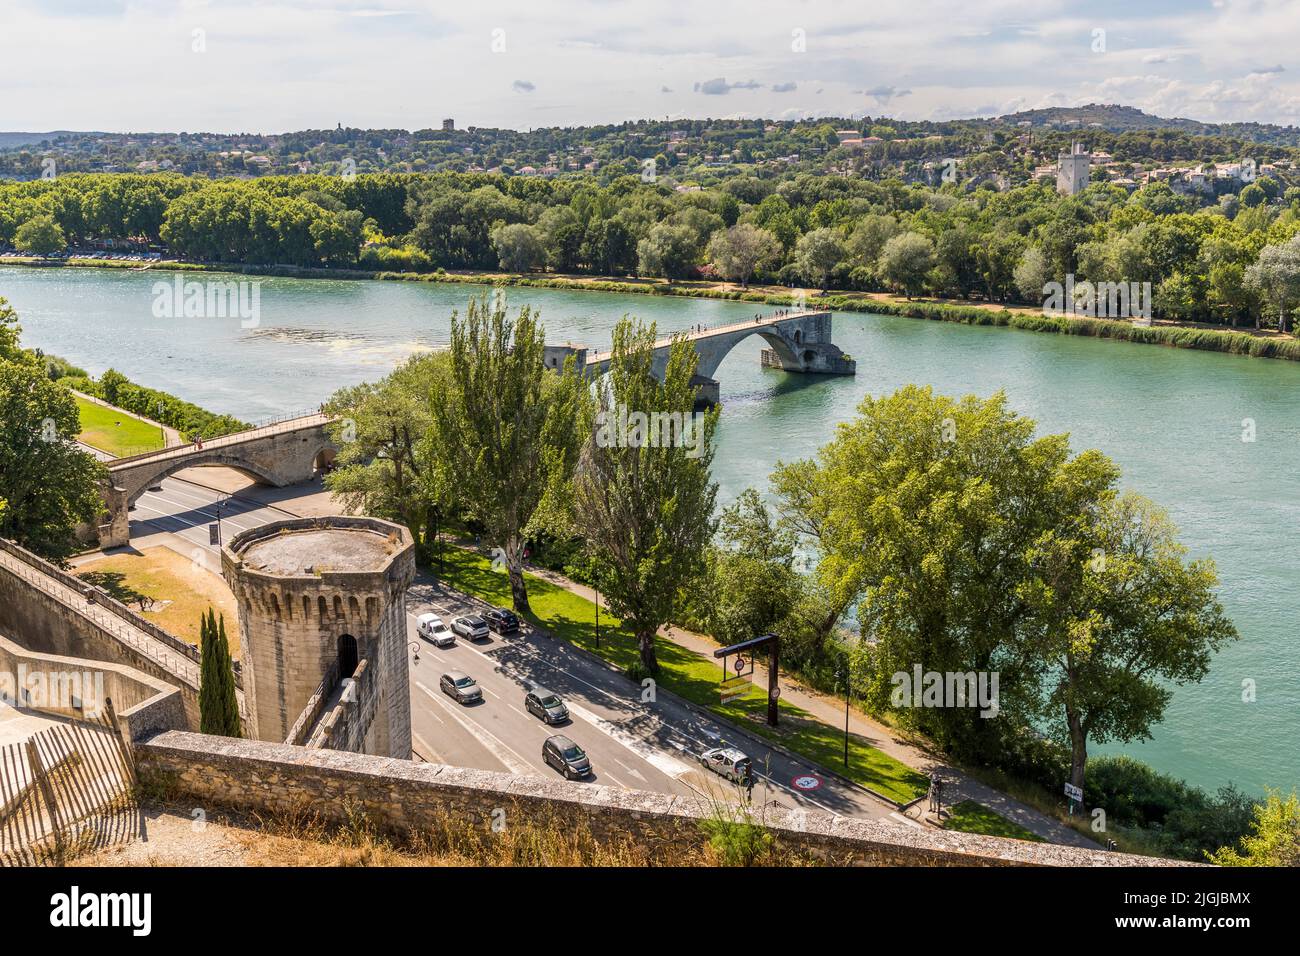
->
<box><xmin>699</xmin><ymin>746</ymin><xmax>753</xmax><ymax>784</ymax></box>
<box><xmin>483</xmin><ymin>607</ymin><xmax>520</xmax><ymax>635</ymax></box>
<box><xmin>440</xmin><ymin>671</ymin><xmax>482</xmax><ymax>704</ymax></box>
<box><xmin>543</xmin><ymin>734</ymin><xmax>591</xmax><ymax>780</ymax></box>
<box><xmin>451</xmin><ymin>615</ymin><xmax>489</xmax><ymax>641</ymax></box>
<box><xmin>524</xmin><ymin>687</ymin><xmax>569</xmax><ymax>725</ymax></box>
<box><xmin>416</xmin><ymin>613</ymin><xmax>454</xmax><ymax>647</ymax></box>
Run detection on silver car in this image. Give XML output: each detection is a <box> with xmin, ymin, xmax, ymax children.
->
<box><xmin>451</xmin><ymin>615</ymin><xmax>490</xmax><ymax>641</ymax></box>
<box><xmin>440</xmin><ymin>671</ymin><xmax>482</xmax><ymax>704</ymax></box>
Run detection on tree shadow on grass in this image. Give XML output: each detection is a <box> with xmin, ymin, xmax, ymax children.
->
<box><xmin>77</xmin><ymin>570</ymin><xmax>158</xmax><ymax>612</ymax></box>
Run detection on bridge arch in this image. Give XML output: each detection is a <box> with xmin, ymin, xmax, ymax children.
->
<box><xmin>694</xmin><ymin>328</ymin><xmax>803</xmax><ymax>381</ymax></box>
<box><xmin>123</xmin><ymin>453</ymin><xmax>286</xmax><ymax>508</ymax></box>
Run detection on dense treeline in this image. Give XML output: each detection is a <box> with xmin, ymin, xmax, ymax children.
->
<box><xmin>5</xmin><ymin>168</ymin><xmax>1300</xmax><ymax>328</ymax></box>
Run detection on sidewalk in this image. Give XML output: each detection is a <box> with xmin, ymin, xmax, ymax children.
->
<box><xmin>521</xmin><ymin>560</ymin><xmax>1094</xmax><ymax>848</ymax></box>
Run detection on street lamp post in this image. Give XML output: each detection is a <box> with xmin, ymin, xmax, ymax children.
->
<box><xmin>594</xmin><ymin>581</ymin><xmax>601</xmax><ymax>649</ymax></box>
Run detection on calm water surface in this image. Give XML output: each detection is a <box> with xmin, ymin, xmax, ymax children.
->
<box><xmin>3</xmin><ymin>265</ymin><xmax>1297</xmax><ymax>794</ymax></box>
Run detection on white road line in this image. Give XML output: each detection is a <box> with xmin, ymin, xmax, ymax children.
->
<box><xmin>414</xmin><ymin>680</ymin><xmax>534</xmax><ymax>776</ymax></box>
<box><xmin>412</xmin><ymin>731</ymin><xmax>440</xmax><ymax>761</ymax></box>
<box><xmin>507</xmin><ymin>704</ymin><xmax>530</xmax><ymax>720</ymax></box>
<box><xmin>614</xmin><ymin>759</ymin><xmax>646</xmax><ymax>783</ymax></box>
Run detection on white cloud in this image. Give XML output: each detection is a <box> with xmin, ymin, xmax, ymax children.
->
<box><xmin>0</xmin><ymin>0</ymin><xmax>1295</xmax><ymax>131</ymax></box>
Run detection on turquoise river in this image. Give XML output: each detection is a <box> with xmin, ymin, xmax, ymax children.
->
<box><xmin>2</xmin><ymin>265</ymin><xmax>1297</xmax><ymax>795</ymax></box>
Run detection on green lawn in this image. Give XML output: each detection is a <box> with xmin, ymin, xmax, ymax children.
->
<box><xmin>76</xmin><ymin>395</ymin><xmax>166</xmax><ymax>457</ymax></box>
<box><xmin>944</xmin><ymin>800</ymin><xmax>1044</xmax><ymax>842</ymax></box>
<box><xmin>434</xmin><ymin>545</ymin><xmax>930</xmax><ymax>804</ymax></box>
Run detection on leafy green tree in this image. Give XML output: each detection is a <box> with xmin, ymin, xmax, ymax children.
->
<box><xmin>491</xmin><ymin>222</ymin><xmax>545</xmax><ymax>273</ymax></box>
<box><xmin>1013</xmin><ymin>245</ymin><xmax>1054</xmax><ymax>303</ymax></box>
<box><xmin>877</xmin><ymin>231</ymin><xmax>934</xmax><ymax>299</ymax></box>
<box><xmin>793</xmin><ymin>227</ymin><xmax>844</xmax><ymax>292</ymax></box>
<box><xmin>1211</xmin><ymin>790</ymin><xmax>1300</xmax><ymax>866</ymax></box>
<box><xmin>199</xmin><ymin>608</ymin><xmax>241</xmax><ymax>737</ymax></box>
<box><xmin>706</xmin><ymin>223</ymin><xmax>780</xmax><ymax>288</ymax></box>
<box><xmin>704</xmin><ymin>489</ymin><xmax>803</xmax><ymax>646</ymax></box>
<box><xmin>572</xmin><ymin>318</ymin><xmax>718</xmax><ymax>675</ymax></box>
<box><xmin>324</xmin><ymin>352</ymin><xmax>453</xmax><ymax>558</ymax></box>
<box><xmin>432</xmin><ymin>294</ymin><xmax>585</xmax><ymax>612</ymax></box>
<box><xmin>1245</xmin><ymin>235</ymin><xmax>1300</xmax><ymax>332</ymax></box>
<box><xmin>0</xmin><ymin>359</ymin><xmax>106</xmax><ymax>561</ymax></box>
<box><xmin>14</xmin><ymin>214</ymin><xmax>65</xmax><ymax>256</ymax></box>
<box><xmin>1021</xmin><ymin>492</ymin><xmax>1237</xmax><ymax>792</ymax></box>
<box><xmin>636</xmin><ymin>222</ymin><xmax>700</xmax><ymax>279</ymax></box>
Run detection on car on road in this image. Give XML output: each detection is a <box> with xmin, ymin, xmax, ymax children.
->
<box><xmin>483</xmin><ymin>607</ymin><xmax>520</xmax><ymax>635</ymax></box>
<box><xmin>543</xmin><ymin>734</ymin><xmax>591</xmax><ymax>780</ymax></box>
<box><xmin>524</xmin><ymin>687</ymin><xmax>569</xmax><ymax>724</ymax></box>
<box><xmin>440</xmin><ymin>671</ymin><xmax>483</xmax><ymax>704</ymax></box>
<box><xmin>451</xmin><ymin>615</ymin><xmax>490</xmax><ymax>641</ymax></box>
<box><xmin>416</xmin><ymin>613</ymin><xmax>455</xmax><ymax>647</ymax></box>
<box><xmin>699</xmin><ymin>746</ymin><xmax>753</xmax><ymax>784</ymax></box>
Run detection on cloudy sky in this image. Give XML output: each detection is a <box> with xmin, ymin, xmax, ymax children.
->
<box><xmin>3</xmin><ymin>0</ymin><xmax>1298</xmax><ymax>132</ymax></box>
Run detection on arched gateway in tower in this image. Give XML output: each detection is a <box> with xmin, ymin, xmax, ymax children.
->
<box><xmin>221</xmin><ymin>516</ymin><xmax>415</xmax><ymax>758</ymax></box>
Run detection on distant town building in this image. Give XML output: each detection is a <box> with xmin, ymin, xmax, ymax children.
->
<box><xmin>1056</xmin><ymin>142</ymin><xmax>1090</xmax><ymax>195</ymax></box>
<box><xmin>442</xmin><ymin>118</ymin><xmax>454</xmax><ymax>131</ymax></box>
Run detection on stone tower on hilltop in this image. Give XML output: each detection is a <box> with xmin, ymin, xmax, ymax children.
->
<box><xmin>221</xmin><ymin>516</ymin><xmax>414</xmax><ymax>758</ymax></box>
<box><xmin>1056</xmin><ymin>141</ymin><xmax>1091</xmax><ymax>196</ymax></box>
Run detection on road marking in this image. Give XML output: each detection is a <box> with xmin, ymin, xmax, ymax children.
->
<box><xmin>413</xmin><ymin>731</ymin><xmax>440</xmax><ymax>761</ymax></box>
<box><xmin>414</xmin><ymin>680</ymin><xmax>534</xmax><ymax>776</ymax></box>
<box><xmin>614</xmin><ymin>759</ymin><xmax>646</xmax><ymax>783</ymax></box>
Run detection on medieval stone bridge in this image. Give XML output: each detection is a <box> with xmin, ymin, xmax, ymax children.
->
<box><xmin>96</xmin><ymin>413</ymin><xmax>337</xmax><ymax>548</ymax></box>
<box><xmin>543</xmin><ymin>308</ymin><xmax>855</xmax><ymax>404</ymax></box>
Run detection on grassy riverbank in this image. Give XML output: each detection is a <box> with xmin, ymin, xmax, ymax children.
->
<box><xmin>6</xmin><ymin>256</ymin><xmax>1298</xmax><ymax>364</ymax></box>
<box><xmin>74</xmin><ymin>394</ymin><xmax>166</xmax><ymax>457</ymax></box>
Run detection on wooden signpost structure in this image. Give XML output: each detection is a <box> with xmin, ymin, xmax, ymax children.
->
<box><xmin>713</xmin><ymin>633</ymin><xmax>780</xmax><ymax>727</ymax></box>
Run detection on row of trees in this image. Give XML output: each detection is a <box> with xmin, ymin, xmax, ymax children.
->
<box><xmin>6</xmin><ymin>171</ymin><xmax>1300</xmax><ymax>328</ymax></box>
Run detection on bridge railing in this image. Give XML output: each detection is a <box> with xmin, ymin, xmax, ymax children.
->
<box><xmin>584</xmin><ymin>307</ymin><xmax>831</xmax><ymax>362</ymax></box>
<box><xmin>107</xmin><ymin>409</ymin><xmax>332</xmax><ymax>467</ymax></box>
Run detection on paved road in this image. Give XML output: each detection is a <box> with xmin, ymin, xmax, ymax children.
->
<box><xmin>119</xmin><ymin>475</ymin><xmax>915</xmax><ymax>826</ymax></box>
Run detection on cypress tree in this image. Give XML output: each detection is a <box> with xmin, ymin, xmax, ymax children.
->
<box><xmin>215</xmin><ymin>614</ymin><xmax>242</xmax><ymax>737</ymax></box>
<box><xmin>198</xmin><ymin>607</ymin><xmax>241</xmax><ymax>737</ymax></box>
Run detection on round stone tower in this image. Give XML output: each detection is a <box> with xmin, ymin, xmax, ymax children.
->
<box><xmin>221</xmin><ymin>516</ymin><xmax>415</xmax><ymax>758</ymax></box>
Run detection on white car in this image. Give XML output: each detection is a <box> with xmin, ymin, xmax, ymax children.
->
<box><xmin>416</xmin><ymin>613</ymin><xmax>454</xmax><ymax>647</ymax></box>
<box><xmin>699</xmin><ymin>746</ymin><xmax>753</xmax><ymax>784</ymax></box>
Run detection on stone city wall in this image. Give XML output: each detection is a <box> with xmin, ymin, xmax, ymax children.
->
<box><xmin>136</xmin><ymin>731</ymin><xmax>1190</xmax><ymax>867</ymax></box>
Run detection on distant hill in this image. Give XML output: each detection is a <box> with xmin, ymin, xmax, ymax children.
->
<box><xmin>996</xmin><ymin>104</ymin><xmax>1300</xmax><ymax>146</ymax></box>
<box><xmin>0</xmin><ymin>131</ymin><xmax>97</xmax><ymax>149</ymax></box>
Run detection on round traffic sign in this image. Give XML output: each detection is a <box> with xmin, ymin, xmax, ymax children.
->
<box><xmin>792</xmin><ymin>773</ymin><xmax>822</xmax><ymax>791</ymax></box>
<box><xmin>769</xmin><ymin>685</ymin><xmax>781</xmax><ymax>700</ymax></box>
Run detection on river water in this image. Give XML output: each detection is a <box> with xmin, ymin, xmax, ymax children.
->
<box><xmin>3</xmin><ymin>265</ymin><xmax>1297</xmax><ymax>795</ymax></box>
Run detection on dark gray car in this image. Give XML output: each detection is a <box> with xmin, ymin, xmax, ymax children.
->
<box><xmin>524</xmin><ymin>688</ymin><xmax>569</xmax><ymax>725</ymax></box>
<box><xmin>543</xmin><ymin>734</ymin><xmax>591</xmax><ymax>779</ymax></box>
<box><xmin>440</xmin><ymin>671</ymin><xmax>482</xmax><ymax>704</ymax></box>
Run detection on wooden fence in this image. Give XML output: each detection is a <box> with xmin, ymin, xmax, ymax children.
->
<box><xmin>0</xmin><ymin>699</ymin><xmax>138</xmax><ymax>865</ymax></box>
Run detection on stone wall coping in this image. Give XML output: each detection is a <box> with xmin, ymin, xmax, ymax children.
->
<box><xmin>138</xmin><ymin>731</ymin><xmax>1193</xmax><ymax>867</ymax></box>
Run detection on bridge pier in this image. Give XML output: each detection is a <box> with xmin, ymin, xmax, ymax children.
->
<box><xmin>760</xmin><ymin>342</ymin><xmax>856</xmax><ymax>375</ymax></box>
